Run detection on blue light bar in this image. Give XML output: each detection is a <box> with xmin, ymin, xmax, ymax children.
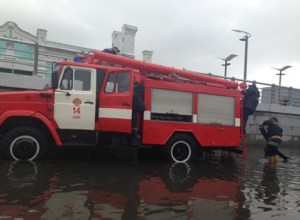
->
<box><xmin>73</xmin><ymin>57</ymin><xmax>81</xmax><ymax>62</ymax></box>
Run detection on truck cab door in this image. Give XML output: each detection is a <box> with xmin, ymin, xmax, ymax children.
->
<box><xmin>54</xmin><ymin>66</ymin><xmax>97</xmax><ymax>130</ymax></box>
<box><xmin>98</xmin><ymin>69</ymin><xmax>134</xmax><ymax>133</ymax></box>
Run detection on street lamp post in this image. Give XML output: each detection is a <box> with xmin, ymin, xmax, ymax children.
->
<box><xmin>217</xmin><ymin>54</ymin><xmax>237</xmax><ymax>77</ymax></box>
<box><xmin>232</xmin><ymin>30</ymin><xmax>251</xmax><ymax>81</ymax></box>
<box><xmin>271</xmin><ymin>65</ymin><xmax>292</xmax><ymax>86</ymax></box>
<box><xmin>271</xmin><ymin>66</ymin><xmax>292</xmax><ymax>104</ymax></box>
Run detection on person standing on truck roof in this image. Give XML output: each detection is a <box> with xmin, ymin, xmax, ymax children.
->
<box><xmin>131</xmin><ymin>80</ymin><xmax>146</xmax><ymax>146</ymax></box>
<box><xmin>241</xmin><ymin>83</ymin><xmax>260</xmax><ymax>137</ymax></box>
<box><xmin>259</xmin><ymin>117</ymin><xmax>283</xmax><ymax>163</ymax></box>
<box><xmin>102</xmin><ymin>47</ymin><xmax>120</xmax><ymax>55</ymax></box>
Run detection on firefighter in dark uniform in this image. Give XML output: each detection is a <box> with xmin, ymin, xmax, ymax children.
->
<box><xmin>259</xmin><ymin>117</ymin><xmax>283</xmax><ymax>163</ymax></box>
<box><xmin>131</xmin><ymin>81</ymin><xmax>146</xmax><ymax>145</ymax></box>
<box><xmin>102</xmin><ymin>47</ymin><xmax>120</xmax><ymax>55</ymax></box>
<box><xmin>241</xmin><ymin>83</ymin><xmax>260</xmax><ymax>137</ymax></box>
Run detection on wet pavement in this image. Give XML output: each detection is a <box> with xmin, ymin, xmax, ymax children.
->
<box><xmin>0</xmin><ymin>145</ymin><xmax>299</xmax><ymax>220</ymax></box>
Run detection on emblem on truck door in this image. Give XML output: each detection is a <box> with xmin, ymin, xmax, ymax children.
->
<box><xmin>73</xmin><ymin>98</ymin><xmax>82</xmax><ymax>106</ymax></box>
<box><xmin>72</xmin><ymin>98</ymin><xmax>82</xmax><ymax>119</ymax></box>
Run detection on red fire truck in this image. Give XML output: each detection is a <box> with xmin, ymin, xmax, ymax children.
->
<box><xmin>0</xmin><ymin>51</ymin><xmax>246</xmax><ymax>162</ymax></box>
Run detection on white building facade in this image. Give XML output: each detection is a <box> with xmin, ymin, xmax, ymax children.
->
<box><xmin>0</xmin><ymin>21</ymin><xmax>149</xmax><ymax>91</ymax></box>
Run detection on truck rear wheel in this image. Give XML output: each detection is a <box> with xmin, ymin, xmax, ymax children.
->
<box><xmin>164</xmin><ymin>134</ymin><xmax>196</xmax><ymax>163</ymax></box>
<box><xmin>1</xmin><ymin>126</ymin><xmax>48</xmax><ymax>161</ymax></box>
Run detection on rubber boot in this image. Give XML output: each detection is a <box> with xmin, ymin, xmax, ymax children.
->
<box><xmin>268</xmin><ymin>163</ymin><xmax>277</xmax><ymax>169</ymax></box>
<box><xmin>268</xmin><ymin>156</ymin><xmax>275</xmax><ymax>163</ymax></box>
<box><xmin>121</xmin><ymin>135</ymin><xmax>130</xmax><ymax>146</ymax></box>
<box><xmin>131</xmin><ymin>134</ymin><xmax>141</xmax><ymax>146</ymax></box>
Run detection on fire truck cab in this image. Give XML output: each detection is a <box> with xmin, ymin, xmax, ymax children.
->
<box><xmin>0</xmin><ymin>51</ymin><xmax>246</xmax><ymax>162</ymax></box>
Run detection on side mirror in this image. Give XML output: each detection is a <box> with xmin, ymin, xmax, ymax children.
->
<box><xmin>51</xmin><ymin>71</ymin><xmax>59</xmax><ymax>89</ymax></box>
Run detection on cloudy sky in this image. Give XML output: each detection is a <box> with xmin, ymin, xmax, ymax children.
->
<box><xmin>1</xmin><ymin>0</ymin><xmax>299</xmax><ymax>88</ymax></box>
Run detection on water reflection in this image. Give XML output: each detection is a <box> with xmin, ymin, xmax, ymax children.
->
<box><xmin>0</xmin><ymin>155</ymin><xmax>247</xmax><ymax>220</ymax></box>
<box><xmin>1</xmin><ymin>146</ymin><xmax>299</xmax><ymax>220</ymax></box>
<box><xmin>260</xmin><ymin>164</ymin><xmax>280</xmax><ymax>207</ymax></box>
<box><xmin>138</xmin><ymin>160</ymin><xmax>246</xmax><ymax>220</ymax></box>
<box><xmin>242</xmin><ymin>146</ymin><xmax>300</xmax><ymax>220</ymax></box>
<box><xmin>8</xmin><ymin>161</ymin><xmax>38</xmax><ymax>188</ymax></box>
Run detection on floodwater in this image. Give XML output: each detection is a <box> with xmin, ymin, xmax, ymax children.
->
<box><xmin>0</xmin><ymin>145</ymin><xmax>299</xmax><ymax>220</ymax></box>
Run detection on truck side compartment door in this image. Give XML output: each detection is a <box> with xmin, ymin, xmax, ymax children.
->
<box><xmin>54</xmin><ymin>67</ymin><xmax>97</xmax><ymax>130</ymax></box>
<box><xmin>197</xmin><ymin>93</ymin><xmax>240</xmax><ymax>145</ymax></box>
<box><xmin>98</xmin><ymin>69</ymin><xmax>134</xmax><ymax>133</ymax></box>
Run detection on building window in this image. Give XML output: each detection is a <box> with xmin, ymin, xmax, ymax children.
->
<box><xmin>14</xmin><ymin>43</ymin><xmax>33</xmax><ymax>62</ymax></box>
<box><xmin>0</xmin><ymin>40</ymin><xmax>6</xmax><ymax>54</ymax></box>
<box><xmin>0</xmin><ymin>68</ymin><xmax>32</xmax><ymax>75</ymax></box>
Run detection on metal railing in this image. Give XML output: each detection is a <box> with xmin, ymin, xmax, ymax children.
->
<box><xmin>188</xmin><ymin>71</ymin><xmax>300</xmax><ymax>108</ymax></box>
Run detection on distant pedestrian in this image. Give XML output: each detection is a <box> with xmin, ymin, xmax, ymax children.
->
<box><xmin>259</xmin><ymin>117</ymin><xmax>283</xmax><ymax>163</ymax></box>
<box><xmin>102</xmin><ymin>46</ymin><xmax>120</xmax><ymax>55</ymax></box>
<box><xmin>241</xmin><ymin>83</ymin><xmax>260</xmax><ymax>137</ymax></box>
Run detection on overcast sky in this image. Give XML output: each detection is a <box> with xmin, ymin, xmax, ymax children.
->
<box><xmin>1</xmin><ymin>0</ymin><xmax>299</xmax><ymax>88</ymax></box>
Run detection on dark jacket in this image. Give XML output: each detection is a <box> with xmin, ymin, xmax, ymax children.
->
<box><xmin>133</xmin><ymin>81</ymin><xmax>146</xmax><ymax>113</ymax></box>
<box><xmin>242</xmin><ymin>84</ymin><xmax>260</xmax><ymax>114</ymax></box>
<box><xmin>102</xmin><ymin>48</ymin><xmax>117</xmax><ymax>55</ymax></box>
<box><xmin>262</xmin><ymin>120</ymin><xmax>283</xmax><ymax>139</ymax></box>
<box><xmin>262</xmin><ymin>119</ymin><xmax>283</xmax><ymax>147</ymax></box>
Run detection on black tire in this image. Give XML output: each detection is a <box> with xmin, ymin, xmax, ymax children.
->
<box><xmin>1</xmin><ymin>126</ymin><xmax>48</xmax><ymax>161</ymax></box>
<box><xmin>164</xmin><ymin>134</ymin><xmax>197</xmax><ymax>163</ymax></box>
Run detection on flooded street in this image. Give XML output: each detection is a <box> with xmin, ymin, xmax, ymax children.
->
<box><xmin>0</xmin><ymin>145</ymin><xmax>299</xmax><ymax>220</ymax></box>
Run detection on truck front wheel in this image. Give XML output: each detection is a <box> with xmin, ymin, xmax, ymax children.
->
<box><xmin>1</xmin><ymin>126</ymin><xmax>48</xmax><ymax>161</ymax></box>
<box><xmin>164</xmin><ymin>134</ymin><xmax>196</xmax><ymax>163</ymax></box>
